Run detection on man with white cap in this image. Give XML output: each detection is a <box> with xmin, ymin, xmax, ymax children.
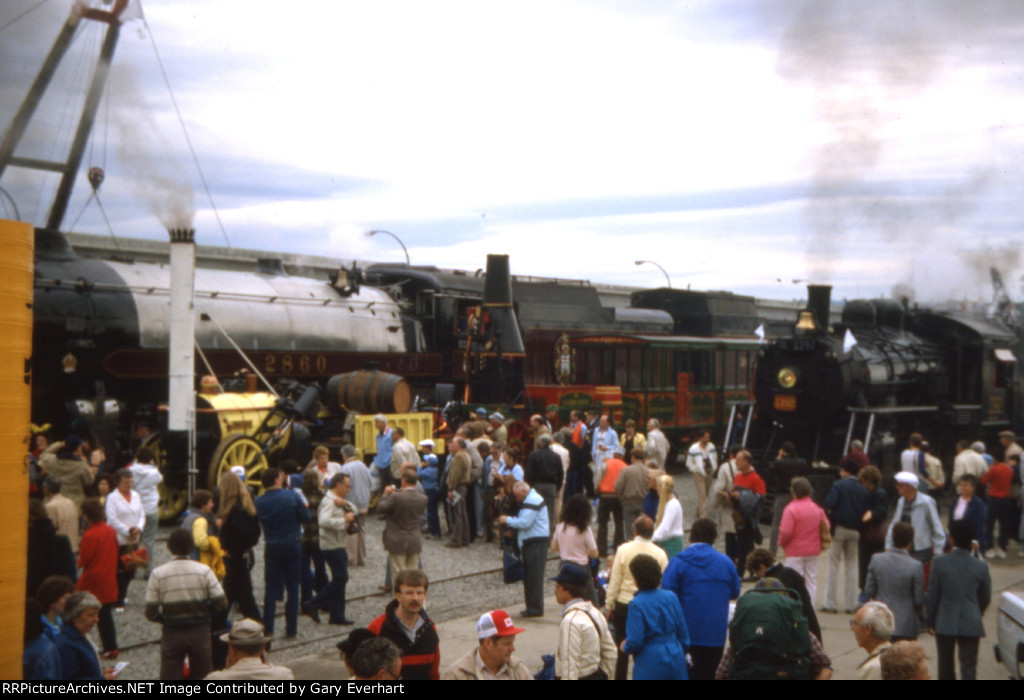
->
<box><xmin>441</xmin><ymin>610</ymin><xmax>532</xmax><ymax>680</ymax></box>
<box><xmin>488</xmin><ymin>413</ymin><xmax>507</xmax><ymax>447</ymax></box>
<box><xmin>885</xmin><ymin>472</ymin><xmax>946</xmax><ymax>581</ymax></box>
<box><xmin>205</xmin><ymin>618</ymin><xmax>294</xmax><ymax>680</ymax></box>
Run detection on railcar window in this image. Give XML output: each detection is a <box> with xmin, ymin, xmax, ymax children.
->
<box><xmin>691</xmin><ymin>351</ymin><xmax>713</xmax><ymax>388</ymax></box>
<box><xmin>578</xmin><ymin>347</ymin><xmax>602</xmax><ymax>385</ymax></box>
<box><xmin>738</xmin><ymin>351</ymin><xmax>750</xmax><ymax>388</ymax></box>
<box><xmin>715</xmin><ymin>351</ymin><xmax>724</xmax><ymax>387</ymax></box>
<box><xmin>995</xmin><ymin>357</ymin><xmax>1013</xmax><ymax>389</ymax></box>
<box><xmin>650</xmin><ymin>348</ymin><xmax>671</xmax><ymax>389</ymax></box>
<box><xmin>627</xmin><ymin>347</ymin><xmax>643</xmax><ymax>388</ymax></box>
<box><xmin>724</xmin><ymin>350</ymin><xmax>738</xmax><ymax>387</ymax></box>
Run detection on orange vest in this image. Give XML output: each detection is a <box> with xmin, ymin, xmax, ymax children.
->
<box><xmin>599</xmin><ymin>458</ymin><xmax>627</xmax><ymax>494</ymax></box>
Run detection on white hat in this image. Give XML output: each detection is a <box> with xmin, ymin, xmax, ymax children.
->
<box><xmin>418</xmin><ymin>439</ymin><xmax>435</xmax><ymax>449</ymax></box>
<box><xmin>894</xmin><ymin>472</ymin><xmax>919</xmax><ymax>488</ymax></box>
<box><xmin>229</xmin><ymin>465</ymin><xmax>246</xmax><ymax>480</ymax></box>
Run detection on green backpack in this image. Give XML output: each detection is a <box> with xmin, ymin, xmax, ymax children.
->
<box><xmin>727</xmin><ymin>588</ymin><xmax>811</xmax><ymax>680</ymax></box>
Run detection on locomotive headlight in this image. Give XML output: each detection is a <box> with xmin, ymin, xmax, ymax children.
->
<box><xmin>777</xmin><ymin>368</ymin><xmax>798</xmax><ymax>389</ymax></box>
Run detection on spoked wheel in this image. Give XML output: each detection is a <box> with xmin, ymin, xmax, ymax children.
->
<box><xmin>208</xmin><ymin>434</ymin><xmax>269</xmax><ymax>496</ymax></box>
<box><xmin>504</xmin><ymin>420</ymin><xmax>531</xmax><ymax>452</ymax></box>
<box><xmin>144</xmin><ymin>432</ymin><xmax>188</xmax><ymax>524</ymax></box>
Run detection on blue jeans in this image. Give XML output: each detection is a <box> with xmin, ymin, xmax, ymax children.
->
<box><xmin>264</xmin><ymin>544</ymin><xmax>301</xmax><ymax>637</ymax></box>
<box><xmin>425</xmin><ymin>488</ymin><xmax>441</xmax><ymax>537</ymax></box>
<box><xmin>301</xmin><ymin>545</ymin><xmax>328</xmax><ymax>603</ymax></box>
<box><xmin>309</xmin><ymin>548</ymin><xmax>349</xmax><ymax>623</ymax></box>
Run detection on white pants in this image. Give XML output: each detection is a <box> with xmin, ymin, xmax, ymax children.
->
<box><xmin>824</xmin><ymin>525</ymin><xmax>860</xmax><ymax>612</ymax></box>
<box><xmin>784</xmin><ymin>555</ymin><xmax>819</xmax><ymax>606</ymax></box>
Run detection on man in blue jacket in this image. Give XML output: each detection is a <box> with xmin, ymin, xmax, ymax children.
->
<box><xmin>661</xmin><ymin>518</ymin><xmax>740</xmax><ymax>680</ymax></box>
<box><xmin>498</xmin><ymin>481</ymin><xmax>550</xmax><ymax>618</ymax></box>
<box><xmin>256</xmin><ymin>467</ymin><xmax>311</xmax><ymax>639</ymax></box>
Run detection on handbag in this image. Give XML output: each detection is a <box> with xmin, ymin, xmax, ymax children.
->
<box><xmin>120</xmin><ymin>543</ymin><xmax>150</xmax><ymax>572</ymax></box>
<box><xmin>503</xmin><ymin>549</ymin><xmax>525</xmax><ymax>584</ymax></box>
<box><xmin>819</xmin><ymin>514</ymin><xmax>832</xmax><ymax>551</ymax></box>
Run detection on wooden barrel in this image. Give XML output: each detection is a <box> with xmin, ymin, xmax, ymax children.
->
<box><xmin>327</xmin><ymin>370</ymin><xmax>412</xmax><ymax>414</ymax></box>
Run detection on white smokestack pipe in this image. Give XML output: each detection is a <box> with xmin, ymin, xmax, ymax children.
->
<box><xmin>168</xmin><ymin>228</ymin><xmax>196</xmax><ymax>431</ymax></box>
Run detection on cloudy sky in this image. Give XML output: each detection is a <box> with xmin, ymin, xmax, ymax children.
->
<box><xmin>1</xmin><ymin>0</ymin><xmax>1023</xmax><ymax>302</ymax></box>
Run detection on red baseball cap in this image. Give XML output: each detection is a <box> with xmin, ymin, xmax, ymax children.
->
<box><xmin>476</xmin><ymin>610</ymin><xmax>526</xmax><ymax>639</ymax></box>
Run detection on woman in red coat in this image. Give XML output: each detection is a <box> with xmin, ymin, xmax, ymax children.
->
<box><xmin>77</xmin><ymin>498</ymin><xmax>119</xmax><ymax>658</ymax></box>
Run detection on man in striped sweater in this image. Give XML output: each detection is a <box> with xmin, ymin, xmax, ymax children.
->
<box><xmin>145</xmin><ymin>528</ymin><xmax>227</xmax><ymax>681</ymax></box>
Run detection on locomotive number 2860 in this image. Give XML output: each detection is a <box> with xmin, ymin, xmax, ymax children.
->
<box><xmin>264</xmin><ymin>354</ymin><xmax>328</xmax><ymax>375</ymax></box>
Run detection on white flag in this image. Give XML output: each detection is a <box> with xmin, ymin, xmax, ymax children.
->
<box><xmin>755</xmin><ymin>324</ymin><xmax>765</xmax><ymax>342</ymax></box>
<box><xmin>843</xmin><ymin>328</ymin><xmax>858</xmax><ymax>353</ymax></box>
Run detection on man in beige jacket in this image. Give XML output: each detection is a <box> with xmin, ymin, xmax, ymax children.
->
<box><xmin>442</xmin><ymin>610</ymin><xmax>532</xmax><ymax>680</ymax></box>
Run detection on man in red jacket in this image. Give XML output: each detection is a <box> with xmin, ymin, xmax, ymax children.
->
<box><xmin>367</xmin><ymin>568</ymin><xmax>440</xmax><ymax>680</ymax></box>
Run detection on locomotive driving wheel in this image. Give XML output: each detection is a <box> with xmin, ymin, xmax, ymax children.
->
<box><xmin>208</xmin><ymin>434</ymin><xmax>269</xmax><ymax>496</ymax></box>
<box><xmin>143</xmin><ymin>433</ymin><xmax>189</xmax><ymax>524</ymax></box>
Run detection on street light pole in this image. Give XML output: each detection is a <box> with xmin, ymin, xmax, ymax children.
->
<box><xmin>634</xmin><ymin>259</ymin><xmax>671</xmax><ymax>288</ymax></box>
<box><xmin>365</xmin><ymin>229</ymin><xmax>410</xmax><ymax>265</ymax></box>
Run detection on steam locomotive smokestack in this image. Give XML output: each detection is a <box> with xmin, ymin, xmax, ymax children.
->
<box><xmin>807</xmin><ymin>284</ymin><xmax>832</xmax><ymax>334</ymax></box>
<box><xmin>483</xmin><ymin>254</ymin><xmax>525</xmax><ymax>354</ymax></box>
<box><xmin>168</xmin><ymin>227</ymin><xmax>196</xmax><ymax>431</ymax></box>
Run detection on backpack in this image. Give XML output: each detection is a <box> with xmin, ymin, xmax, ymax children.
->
<box><xmin>727</xmin><ymin>588</ymin><xmax>811</xmax><ymax>680</ymax></box>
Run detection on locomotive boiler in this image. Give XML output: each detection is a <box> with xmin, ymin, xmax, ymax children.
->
<box><xmin>753</xmin><ymin>285</ymin><xmax>1020</xmax><ymax>464</ymax></box>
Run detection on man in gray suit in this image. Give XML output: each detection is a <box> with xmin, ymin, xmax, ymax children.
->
<box><xmin>864</xmin><ymin>522</ymin><xmax>925</xmax><ymax>641</ymax></box>
<box><xmin>377</xmin><ymin>469</ymin><xmax>429</xmax><ymax>584</ymax></box>
<box><xmin>926</xmin><ymin>518</ymin><xmax>991</xmax><ymax>681</ymax></box>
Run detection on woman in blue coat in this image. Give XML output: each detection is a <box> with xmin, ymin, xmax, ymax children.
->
<box><xmin>622</xmin><ymin>553</ymin><xmax>690</xmax><ymax>680</ymax></box>
<box><xmin>949</xmin><ymin>475</ymin><xmax>987</xmax><ymax>553</ymax></box>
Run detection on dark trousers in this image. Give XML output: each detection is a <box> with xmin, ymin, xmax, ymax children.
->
<box><xmin>736</xmin><ymin>521</ymin><xmax>759</xmax><ymax>574</ymax></box>
<box><xmin>263</xmin><ymin>544</ymin><xmax>301</xmax><ymax>637</ymax></box>
<box><xmin>224</xmin><ymin>553</ymin><xmax>261</xmax><ymax>621</ymax></box>
<box><xmin>310</xmin><ymin>547</ymin><xmax>349</xmax><ymax>623</ymax></box>
<box><xmin>160</xmin><ymin>625</ymin><xmax>212</xmax><ymax>681</ymax></box>
<box><xmin>425</xmin><ymin>488</ymin><xmax>441</xmax><ymax>537</ymax></box>
<box><xmin>98</xmin><ymin>602</ymin><xmax>118</xmax><ymax>653</ymax></box>
<box><xmin>987</xmin><ymin>497</ymin><xmax>1014</xmax><ymax>550</ymax></box>
<box><xmin>467</xmin><ymin>483</ymin><xmax>479</xmax><ymax>542</ymax></box>
<box><xmin>521</xmin><ymin>538</ymin><xmax>548</xmax><ymax>615</ymax></box>
<box><xmin>482</xmin><ymin>486</ymin><xmax>497</xmax><ymax>540</ymax></box>
<box><xmin>725</xmin><ymin>533</ymin><xmax>741</xmax><ymax>576</ymax></box>
<box><xmin>115</xmin><ymin>548</ymin><xmax>134</xmax><ymax>606</ymax></box>
<box><xmin>450</xmin><ymin>485</ymin><xmax>470</xmax><ymax>546</ymax></box>
<box><xmin>597</xmin><ymin>495</ymin><xmax>623</xmax><ymax>556</ymax></box>
<box><xmin>611</xmin><ymin>601</ymin><xmax>631</xmax><ymax>680</ymax></box>
<box><xmin>936</xmin><ymin>634</ymin><xmax>980</xmax><ymax>681</ymax></box>
<box><xmin>688</xmin><ymin>645</ymin><xmax>724</xmax><ymax>681</ymax></box>
<box><xmin>769</xmin><ymin>493</ymin><xmax>793</xmax><ymax>554</ymax></box>
<box><xmin>301</xmin><ymin>545</ymin><xmax>328</xmax><ymax>603</ymax></box>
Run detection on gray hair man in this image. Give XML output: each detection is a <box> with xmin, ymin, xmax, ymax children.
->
<box><xmin>851</xmin><ymin>601</ymin><xmax>895</xmax><ymax>680</ymax></box>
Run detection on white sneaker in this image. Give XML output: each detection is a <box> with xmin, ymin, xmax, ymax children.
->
<box><xmin>985</xmin><ymin>549</ymin><xmax>997</xmax><ymax>559</ymax></box>
<box><xmin>997</xmin><ymin>547</ymin><xmax>1007</xmax><ymax>559</ymax></box>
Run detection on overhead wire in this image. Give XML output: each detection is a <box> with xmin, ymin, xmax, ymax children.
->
<box><xmin>0</xmin><ymin>0</ymin><xmax>51</xmax><ymax>35</ymax></box>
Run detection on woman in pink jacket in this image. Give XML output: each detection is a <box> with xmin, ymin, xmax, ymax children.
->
<box><xmin>777</xmin><ymin>476</ymin><xmax>829</xmax><ymax>604</ymax></box>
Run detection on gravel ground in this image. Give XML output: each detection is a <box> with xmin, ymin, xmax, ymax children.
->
<box><xmin>107</xmin><ymin>504</ymin><xmax>565</xmax><ymax>680</ymax></box>
<box><xmin>107</xmin><ymin>473</ymin><xmax>704</xmax><ymax>680</ymax></box>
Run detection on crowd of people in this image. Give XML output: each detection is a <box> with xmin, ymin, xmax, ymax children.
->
<box><xmin>22</xmin><ymin>412</ymin><xmax>1023</xmax><ymax>681</ymax></box>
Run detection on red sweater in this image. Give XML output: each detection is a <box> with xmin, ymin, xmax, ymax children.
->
<box><xmin>734</xmin><ymin>470</ymin><xmax>766</xmax><ymax>495</ymax></box>
<box><xmin>77</xmin><ymin>522</ymin><xmax>119</xmax><ymax>604</ymax></box>
<box><xmin>981</xmin><ymin>463</ymin><xmax>1013</xmax><ymax>499</ymax></box>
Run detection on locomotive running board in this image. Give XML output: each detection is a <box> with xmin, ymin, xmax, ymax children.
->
<box><xmin>842</xmin><ymin>404</ymin><xmax>980</xmax><ymax>455</ymax></box>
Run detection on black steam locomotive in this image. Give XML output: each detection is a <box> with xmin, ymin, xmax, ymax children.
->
<box><xmin>752</xmin><ymin>285</ymin><xmax>1021</xmax><ymax>467</ymax></box>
